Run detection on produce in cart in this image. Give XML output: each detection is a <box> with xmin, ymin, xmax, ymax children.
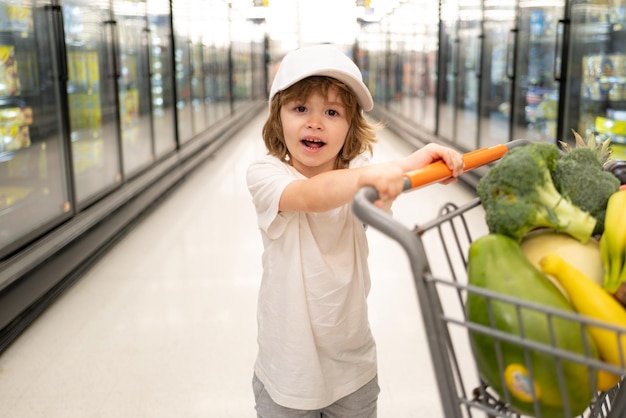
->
<box><xmin>540</xmin><ymin>253</ymin><xmax>626</xmax><ymax>391</ymax></box>
<box><xmin>352</xmin><ymin>139</ymin><xmax>626</xmax><ymax>418</ymax></box>
<box><xmin>467</xmin><ymin>234</ymin><xmax>598</xmax><ymax>418</ymax></box>
<box><xmin>475</xmin><ymin>142</ymin><xmax>597</xmax><ymax>243</ymax></box>
<box><xmin>553</xmin><ymin>131</ymin><xmax>619</xmax><ymax>235</ymax></box>
<box><xmin>468</xmin><ymin>138</ymin><xmax>626</xmax><ymax>417</ymax></box>
<box><xmin>600</xmin><ymin>189</ymin><xmax>626</xmax><ymax>304</ymax></box>
<box><xmin>520</xmin><ymin>229</ymin><xmax>604</xmax><ymax>297</ymax></box>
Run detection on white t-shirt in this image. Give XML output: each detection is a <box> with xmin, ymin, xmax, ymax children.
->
<box><xmin>246</xmin><ymin>154</ymin><xmax>377</xmax><ymax>410</ymax></box>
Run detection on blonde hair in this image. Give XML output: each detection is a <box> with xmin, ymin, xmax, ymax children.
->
<box><xmin>262</xmin><ymin>76</ymin><xmax>379</xmax><ymax>170</ymax></box>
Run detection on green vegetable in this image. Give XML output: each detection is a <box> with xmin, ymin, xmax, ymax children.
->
<box><xmin>552</xmin><ymin>146</ymin><xmax>620</xmax><ymax>236</ymax></box>
<box><xmin>476</xmin><ymin>142</ymin><xmax>597</xmax><ymax>243</ymax></box>
<box><xmin>467</xmin><ymin>234</ymin><xmax>598</xmax><ymax>418</ymax></box>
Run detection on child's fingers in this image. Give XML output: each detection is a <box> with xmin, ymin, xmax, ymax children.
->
<box><xmin>442</xmin><ymin>150</ymin><xmax>465</xmax><ymax>177</ymax></box>
<box><xmin>439</xmin><ymin>177</ymin><xmax>458</xmax><ymax>185</ymax></box>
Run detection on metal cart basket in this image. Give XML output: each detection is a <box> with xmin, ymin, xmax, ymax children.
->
<box><xmin>352</xmin><ymin>140</ymin><xmax>626</xmax><ymax>418</ymax></box>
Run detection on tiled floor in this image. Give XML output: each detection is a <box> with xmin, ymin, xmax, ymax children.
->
<box><xmin>0</xmin><ymin>111</ymin><xmax>484</xmax><ymax>417</ymax></box>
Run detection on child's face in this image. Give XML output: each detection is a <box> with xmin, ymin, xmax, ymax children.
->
<box><xmin>280</xmin><ymin>87</ymin><xmax>350</xmax><ymax>178</ymax></box>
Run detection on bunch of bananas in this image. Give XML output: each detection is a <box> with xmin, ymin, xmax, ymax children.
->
<box><xmin>601</xmin><ymin>189</ymin><xmax>626</xmax><ymax>297</ymax></box>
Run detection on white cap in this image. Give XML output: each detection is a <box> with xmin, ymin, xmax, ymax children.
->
<box><xmin>269</xmin><ymin>44</ymin><xmax>374</xmax><ymax>112</ymax></box>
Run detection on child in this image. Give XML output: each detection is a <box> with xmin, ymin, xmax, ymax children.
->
<box><xmin>246</xmin><ymin>44</ymin><xmax>464</xmax><ymax>417</ymax></box>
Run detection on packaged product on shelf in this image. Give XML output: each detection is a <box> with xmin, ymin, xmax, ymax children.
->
<box><xmin>530</xmin><ymin>10</ymin><xmax>546</xmax><ymax>39</ymax></box>
<box><xmin>85</xmin><ymin>92</ymin><xmax>101</xmax><ymax>130</ymax></box>
<box><xmin>610</xmin><ymin>0</ymin><xmax>626</xmax><ymax>27</ymax></box>
<box><xmin>582</xmin><ymin>53</ymin><xmax>626</xmax><ymax>102</ymax></box>
<box><xmin>68</xmin><ymin>93</ymin><xmax>86</xmax><ymax>131</ymax></box>
<box><xmin>67</xmin><ymin>51</ymin><xmax>89</xmax><ymax>91</ymax></box>
<box><xmin>0</xmin><ymin>4</ymin><xmax>33</xmax><ymax>34</ymax></box>
<box><xmin>596</xmin><ymin>114</ymin><xmax>626</xmax><ymax>161</ymax></box>
<box><xmin>86</xmin><ymin>51</ymin><xmax>100</xmax><ymax>91</ymax></box>
<box><xmin>583</xmin><ymin>54</ymin><xmax>604</xmax><ymax>79</ymax></box>
<box><xmin>580</xmin><ymin>4</ymin><xmax>610</xmax><ymax>22</ymax></box>
<box><xmin>609</xmin><ymin>81</ymin><xmax>626</xmax><ymax>103</ymax></box>
<box><xmin>16</xmin><ymin>50</ymin><xmax>36</xmax><ymax>91</ymax></box>
<box><xmin>0</xmin><ymin>106</ymin><xmax>32</xmax><ymax>152</ymax></box>
<box><xmin>0</xmin><ymin>45</ymin><xmax>20</xmax><ymax>96</ymax></box>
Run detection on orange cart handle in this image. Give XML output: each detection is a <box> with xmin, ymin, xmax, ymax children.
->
<box><xmin>403</xmin><ymin>139</ymin><xmax>529</xmax><ymax>190</ymax></box>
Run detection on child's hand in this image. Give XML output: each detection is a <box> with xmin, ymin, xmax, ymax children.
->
<box><xmin>358</xmin><ymin>162</ymin><xmax>406</xmax><ymax>208</ymax></box>
<box><xmin>402</xmin><ymin>143</ymin><xmax>465</xmax><ymax>182</ymax></box>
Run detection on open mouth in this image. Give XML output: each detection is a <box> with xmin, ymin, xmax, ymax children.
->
<box><xmin>301</xmin><ymin>138</ymin><xmax>326</xmax><ymax>149</ymax></box>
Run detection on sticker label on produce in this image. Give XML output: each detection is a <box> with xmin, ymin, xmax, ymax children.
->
<box><xmin>505</xmin><ymin>364</ymin><xmax>541</xmax><ymax>403</ymax></box>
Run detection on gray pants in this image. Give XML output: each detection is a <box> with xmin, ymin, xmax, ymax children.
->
<box><xmin>252</xmin><ymin>374</ymin><xmax>379</xmax><ymax>418</ymax></box>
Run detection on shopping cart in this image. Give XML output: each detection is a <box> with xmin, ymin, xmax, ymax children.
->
<box><xmin>352</xmin><ymin>139</ymin><xmax>626</xmax><ymax>418</ymax></box>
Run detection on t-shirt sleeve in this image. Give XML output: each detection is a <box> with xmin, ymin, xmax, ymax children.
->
<box><xmin>350</xmin><ymin>152</ymin><xmax>371</xmax><ymax>169</ymax></box>
<box><xmin>246</xmin><ymin>156</ymin><xmax>297</xmax><ymax>239</ymax></box>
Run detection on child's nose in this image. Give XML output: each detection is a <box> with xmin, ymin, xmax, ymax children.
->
<box><xmin>306</xmin><ymin>115</ymin><xmax>323</xmax><ymax>129</ymax></box>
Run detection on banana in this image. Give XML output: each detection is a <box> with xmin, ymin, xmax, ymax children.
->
<box><xmin>600</xmin><ymin>190</ymin><xmax>626</xmax><ymax>293</ymax></box>
<box><xmin>540</xmin><ymin>253</ymin><xmax>626</xmax><ymax>387</ymax></box>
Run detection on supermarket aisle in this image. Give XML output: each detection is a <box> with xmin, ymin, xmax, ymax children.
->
<box><xmin>0</xmin><ymin>110</ymin><xmax>482</xmax><ymax>417</ymax></box>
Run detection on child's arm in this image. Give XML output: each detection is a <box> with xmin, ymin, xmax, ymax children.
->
<box><xmin>279</xmin><ymin>143</ymin><xmax>465</xmax><ymax>213</ymax></box>
<box><xmin>397</xmin><ymin>143</ymin><xmax>465</xmax><ymax>178</ymax></box>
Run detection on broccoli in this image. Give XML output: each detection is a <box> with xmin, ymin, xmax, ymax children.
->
<box><xmin>477</xmin><ymin>142</ymin><xmax>597</xmax><ymax>243</ymax></box>
<box><xmin>551</xmin><ymin>147</ymin><xmax>620</xmax><ymax>235</ymax></box>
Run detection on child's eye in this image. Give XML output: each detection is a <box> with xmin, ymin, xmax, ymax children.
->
<box><xmin>327</xmin><ymin>109</ymin><xmax>339</xmax><ymax>117</ymax></box>
<box><xmin>295</xmin><ymin>105</ymin><xmax>306</xmax><ymax>112</ymax></box>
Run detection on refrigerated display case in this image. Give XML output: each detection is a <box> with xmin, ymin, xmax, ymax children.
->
<box><xmin>564</xmin><ymin>0</ymin><xmax>626</xmax><ymax>159</ymax></box>
<box><xmin>438</xmin><ymin>0</ymin><xmax>457</xmax><ymax>144</ymax></box>
<box><xmin>232</xmin><ymin>40</ymin><xmax>252</xmax><ymax>110</ymax></box>
<box><xmin>172</xmin><ymin>0</ymin><xmax>193</xmax><ymax>143</ymax></box>
<box><xmin>200</xmin><ymin>0</ymin><xmax>231</xmax><ymax>126</ymax></box>
<box><xmin>438</xmin><ymin>0</ymin><xmax>483</xmax><ymax>151</ymax></box>
<box><xmin>454</xmin><ymin>0</ymin><xmax>482</xmax><ymax>150</ymax></box>
<box><xmin>113</xmin><ymin>0</ymin><xmax>154</xmax><ymax>177</ymax></box>
<box><xmin>386</xmin><ymin>32</ymin><xmax>403</xmax><ymax>113</ymax></box>
<box><xmin>215</xmin><ymin>46</ymin><xmax>231</xmax><ymax>118</ymax></box>
<box><xmin>478</xmin><ymin>0</ymin><xmax>516</xmax><ymax>148</ymax></box>
<box><xmin>203</xmin><ymin>43</ymin><xmax>219</xmax><ymax>126</ymax></box>
<box><xmin>147</xmin><ymin>1</ymin><xmax>176</xmax><ymax>159</ymax></box>
<box><xmin>356</xmin><ymin>24</ymin><xmax>386</xmax><ymax>103</ymax></box>
<box><xmin>0</xmin><ymin>1</ymin><xmax>72</xmax><ymax>259</ymax></box>
<box><xmin>0</xmin><ymin>0</ymin><xmax>268</xmax><ymax>353</ymax></box>
<box><xmin>63</xmin><ymin>0</ymin><xmax>121</xmax><ymax>206</ymax></box>
<box><xmin>407</xmin><ymin>0</ymin><xmax>439</xmax><ymax>134</ymax></box>
<box><xmin>513</xmin><ymin>1</ymin><xmax>565</xmax><ymax>144</ymax></box>
<box><xmin>190</xmin><ymin>41</ymin><xmax>206</xmax><ymax>135</ymax></box>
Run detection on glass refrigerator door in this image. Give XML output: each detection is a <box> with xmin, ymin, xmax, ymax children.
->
<box><xmin>190</xmin><ymin>41</ymin><xmax>206</xmax><ymax>135</ymax></box>
<box><xmin>147</xmin><ymin>0</ymin><xmax>176</xmax><ymax>159</ymax></box>
<box><xmin>455</xmin><ymin>0</ymin><xmax>482</xmax><ymax>151</ymax></box>
<box><xmin>438</xmin><ymin>0</ymin><xmax>459</xmax><ymax>143</ymax></box>
<box><xmin>479</xmin><ymin>0</ymin><xmax>516</xmax><ymax>147</ymax></box>
<box><xmin>419</xmin><ymin>1</ymin><xmax>439</xmax><ymax>134</ymax></box>
<box><xmin>63</xmin><ymin>0</ymin><xmax>121</xmax><ymax>206</ymax></box>
<box><xmin>203</xmin><ymin>44</ymin><xmax>219</xmax><ymax>126</ymax></box>
<box><xmin>386</xmin><ymin>38</ymin><xmax>402</xmax><ymax>112</ymax></box>
<box><xmin>172</xmin><ymin>0</ymin><xmax>192</xmax><ymax>144</ymax></box>
<box><xmin>0</xmin><ymin>0</ymin><xmax>71</xmax><ymax>258</ymax></box>
<box><xmin>113</xmin><ymin>0</ymin><xmax>153</xmax><ymax>177</ymax></box>
<box><xmin>564</xmin><ymin>2</ymin><xmax>626</xmax><ymax>158</ymax></box>
<box><xmin>513</xmin><ymin>1</ymin><xmax>565</xmax><ymax>144</ymax></box>
<box><xmin>215</xmin><ymin>46</ymin><xmax>231</xmax><ymax>120</ymax></box>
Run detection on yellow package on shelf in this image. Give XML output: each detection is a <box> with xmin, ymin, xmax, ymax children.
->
<box><xmin>611</xmin><ymin>144</ymin><xmax>626</xmax><ymax>160</ymax></box>
<box><xmin>596</xmin><ymin>116</ymin><xmax>626</xmax><ymax>136</ymax></box>
<box><xmin>0</xmin><ymin>45</ymin><xmax>20</xmax><ymax>96</ymax></box>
